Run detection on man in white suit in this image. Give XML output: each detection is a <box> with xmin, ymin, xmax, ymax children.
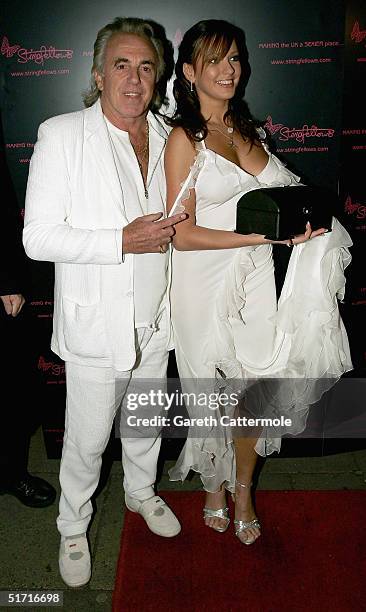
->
<box><xmin>24</xmin><ymin>17</ymin><xmax>186</xmax><ymax>587</ymax></box>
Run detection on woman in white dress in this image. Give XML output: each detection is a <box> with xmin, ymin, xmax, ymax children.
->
<box><xmin>164</xmin><ymin>20</ymin><xmax>352</xmax><ymax>544</ymax></box>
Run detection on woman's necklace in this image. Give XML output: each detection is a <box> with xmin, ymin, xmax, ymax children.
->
<box><xmin>131</xmin><ymin>120</ymin><xmax>149</xmax><ymax>198</ymax></box>
<box><xmin>208</xmin><ymin>123</ymin><xmax>235</xmax><ymax>148</ymax></box>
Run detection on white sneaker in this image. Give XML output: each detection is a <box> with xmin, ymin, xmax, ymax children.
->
<box><xmin>125</xmin><ymin>494</ymin><xmax>181</xmax><ymax>537</ymax></box>
<box><xmin>59</xmin><ymin>533</ymin><xmax>91</xmax><ymax>587</ymax></box>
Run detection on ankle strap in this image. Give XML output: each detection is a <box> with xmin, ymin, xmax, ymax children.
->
<box><xmin>235</xmin><ymin>480</ymin><xmax>252</xmax><ymax>489</ymax></box>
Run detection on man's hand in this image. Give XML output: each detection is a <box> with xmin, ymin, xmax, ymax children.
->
<box><xmin>122</xmin><ymin>212</ymin><xmax>187</xmax><ymax>254</ymax></box>
<box><xmin>1</xmin><ymin>294</ymin><xmax>25</xmax><ymax>317</ymax></box>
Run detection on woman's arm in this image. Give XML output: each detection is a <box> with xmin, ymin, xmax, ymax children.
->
<box><xmin>165</xmin><ymin>128</ymin><xmax>272</xmax><ymax>251</ymax></box>
<box><xmin>165</xmin><ymin>128</ymin><xmax>325</xmax><ymax>251</ymax></box>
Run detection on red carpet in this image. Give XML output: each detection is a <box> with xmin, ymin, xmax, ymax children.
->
<box><xmin>112</xmin><ymin>490</ymin><xmax>366</xmax><ymax>612</ymax></box>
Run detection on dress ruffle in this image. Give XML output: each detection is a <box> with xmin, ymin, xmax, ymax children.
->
<box><xmin>172</xmin><ymin>149</ymin><xmax>206</xmax><ymax>214</ymax></box>
<box><xmin>169</xmin><ymin>436</ymin><xmax>236</xmax><ymax>494</ymax></box>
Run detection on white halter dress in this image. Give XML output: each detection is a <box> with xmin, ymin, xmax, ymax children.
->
<box><xmin>169</xmin><ymin>139</ymin><xmax>352</xmax><ymax>493</ymax></box>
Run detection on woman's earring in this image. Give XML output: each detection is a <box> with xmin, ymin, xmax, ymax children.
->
<box><xmin>190</xmin><ymin>80</ymin><xmax>193</xmax><ymax>92</ymax></box>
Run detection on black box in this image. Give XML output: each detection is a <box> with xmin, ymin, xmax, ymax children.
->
<box><xmin>236</xmin><ymin>185</ymin><xmax>335</xmax><ymax>240</ymax></box>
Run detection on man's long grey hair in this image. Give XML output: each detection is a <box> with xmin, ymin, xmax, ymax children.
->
<box><xmin>83</xmin><ymin>17</ymin><xmax>173</xmax><ymax>112</ymax></box>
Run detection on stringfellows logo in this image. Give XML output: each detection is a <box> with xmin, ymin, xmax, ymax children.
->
<box><xmin>344</xmin><ymin>195</ymin><xmax>366</xmax><ymax>219</ymax></box>
<box><xmin>351</xmin><ymin>21</ymin><xmax>366</xmax><ymax>46</ymax></box>
<box><xmin>1</xmin><ymin>35</ymin><xmax>73</xmax><ymax>65</ymax></box>
<box><xmin>264</xmin><ymin>115</ymin><xmax>335</xmax><ymax>144</ymax></box>
<box><xmin>38</xmin><ymin>356</ymin><xmax>65</xmax><ymax>378</ymax></box>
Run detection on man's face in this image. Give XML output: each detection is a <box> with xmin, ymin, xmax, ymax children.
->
<box><xmin>95</xmin><ymin>33</ymin><xmax>158</xmax><ymax>125</ymax></box>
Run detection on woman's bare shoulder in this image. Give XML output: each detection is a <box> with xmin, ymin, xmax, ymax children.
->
<box><xmin>165</xmin><ymin>127</ymin><xmax>196</xmax><ymax>170</ymax></box>
<box><xmin>167</xmin><ymin>126</ymin><xmax>194</xmax><ymax>149</ymax></box>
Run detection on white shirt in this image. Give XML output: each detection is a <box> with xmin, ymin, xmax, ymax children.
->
<box><xmin>105</xmin><ymin>116</ymin><xmax>168</xmax><ymax>328</ymax></box>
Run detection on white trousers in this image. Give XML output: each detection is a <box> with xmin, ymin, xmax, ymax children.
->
<box><xmin>57</xmin><ymin>319</ymin><xmax>169</xmax><ymax>537</ymax></box>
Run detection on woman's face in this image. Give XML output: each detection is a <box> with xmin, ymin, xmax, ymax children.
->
<box><xmin>187</xmin><ymin>40</ymin><xmax>241</xmax><ymax>104</ymax></box>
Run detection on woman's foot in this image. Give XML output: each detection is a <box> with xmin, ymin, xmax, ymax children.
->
<box><xmin>203</xmin><ymin>488</ymin><xmax>230</xmax><ymax>532</ymax></box>
<box><xmin>233</xmin><ymin>480</ymin><xmax>261</xmax><ymax>545</ymax></box>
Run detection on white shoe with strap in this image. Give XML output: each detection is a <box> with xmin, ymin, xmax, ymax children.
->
<box><xmin>125</xmin><ymin>494</ymin><xmax>181</xmax><ymax>537</ymax></box>
<box><xmin>59</xmin><ymin>533</ymin><xmax>91</xmax><ymax>587</ymax></box>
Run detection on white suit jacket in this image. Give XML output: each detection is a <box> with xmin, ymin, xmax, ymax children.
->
<box><xmin>23</xmin><ymin>99</ymin><xmax>169</xmax><ymax>371</ymax></box>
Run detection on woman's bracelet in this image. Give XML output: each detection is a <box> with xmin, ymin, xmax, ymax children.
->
<box><xmin>286</xmin><ymin>238</ymin><xmax>294</xmax><ymax>248</ymax></box>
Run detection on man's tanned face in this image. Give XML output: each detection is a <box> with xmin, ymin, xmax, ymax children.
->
<box><xmin>95</xmin><ymin>33</ymin><xmax>158</xmax><ymax>126</ymax></box>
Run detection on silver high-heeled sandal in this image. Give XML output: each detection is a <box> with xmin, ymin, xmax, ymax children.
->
<box><xmin>233</xmin><ymin>480</ymin><xmax>261</xmax><ymax>545</ymax></box>
<box><xmin>203</xmin><ymin>506</ymin><xmax>230</xmax><ymax>533</ymax></box>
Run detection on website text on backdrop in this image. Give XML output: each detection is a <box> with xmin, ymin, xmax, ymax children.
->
<box><xmin>164</xmin><ymin>19</ymin><xmax>352</xmax><ymax>545</ymax></box>
<box><xmin>23</xmin><ymin>17</ymin><xmax>186</xmax><ymax>588</ymax></box>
